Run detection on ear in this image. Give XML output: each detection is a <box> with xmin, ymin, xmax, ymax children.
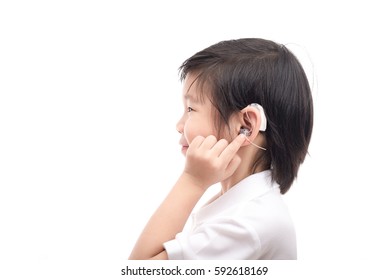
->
<box><xmin>229</xmin><ymin>105</ymin><xmax>266</xmax><ymax>145</ymax></box>
<box><xmin>238</xmin><ymin>105</ymin><xmax>264</xmax><ymax>141</ymax></box>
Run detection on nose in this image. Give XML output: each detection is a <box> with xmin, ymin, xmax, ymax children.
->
<box><xmin>176</xmin><ymin>114</ymin><xmax>185</xmax><ymax>134</ymax></box>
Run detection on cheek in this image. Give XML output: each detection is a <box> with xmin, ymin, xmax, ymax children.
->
<box><xmin>183</xmin><ymin>120</ymin><xmax>199</xmax><ymax>144</ymax></box>
<box><xmin>184</xmin><ymin>118</ymin><xmax>218</xmax><ymax>144</ymax></box>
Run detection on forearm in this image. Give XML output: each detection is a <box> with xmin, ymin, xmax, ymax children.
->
<box><xmin>129</xmin><ymin>173</ymin><xmax>206</xmax><ymax>260</ymax></box>
<box><xmin>129</xmin><ymin>135</ymin><xmax>245</xmax><ymax>259</ymax></box>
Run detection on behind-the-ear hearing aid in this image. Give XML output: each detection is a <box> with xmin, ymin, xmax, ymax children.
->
<box><xmin>250</xmin><ymin>103</ymin><xmax>267</xmax><ymax>132</ymax></box>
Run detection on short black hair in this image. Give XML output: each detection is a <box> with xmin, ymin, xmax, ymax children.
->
<box><xmin>179</xmin><ymin>38</ymin><xmax>313</xmax><ymax>194</ymax></box>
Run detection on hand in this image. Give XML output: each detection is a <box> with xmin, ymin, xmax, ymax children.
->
<box><xmin>183</xmin><ymin>134</ymin><xmax>246</xmax><ymax>189</ymax></box>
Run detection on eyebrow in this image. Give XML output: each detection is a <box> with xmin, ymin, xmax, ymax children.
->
<box><xmin>184</xmin><ymin>92</ymin><xmax>200</xmax><ymax>103</ymax></box>
<box><xmin>184</xmin><ymin>93</ymin><xmax>193</xmax><ymax>100</ymax></box>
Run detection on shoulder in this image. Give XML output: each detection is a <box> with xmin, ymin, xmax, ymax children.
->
<box><xmin>239</xmin><ymin>187</ymin><xmax>295</xmax><ymax>233</ymax></box>
<box><xmin>237</xmin><ymin>189</ymin><xmax>297</xmax><ymax>259</ymax></box>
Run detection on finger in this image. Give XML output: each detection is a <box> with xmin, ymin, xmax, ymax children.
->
<box><xmin>210</xmin><ymin>139</ymin><xmax>229</xmax><ymax>156</ymax></box>
<box><xmin>188</xmin><ymin>136</ymin><xmax>205</xmax><ymax>151</ymax></box>
<box><xmin>199</xmin><ymin>135</ymin><xmax>218</xmax><ymax>150</ymax></box>
<box><xmin>219</xmin><ymin>134</ymin><xmax>246</xmax><ymax>161</ymax></box>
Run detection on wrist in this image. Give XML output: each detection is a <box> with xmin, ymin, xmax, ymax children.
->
<box><xmin>179</xmin><ymin>172</ymin><xmax>210</xmax><ymax>194</ymax></box>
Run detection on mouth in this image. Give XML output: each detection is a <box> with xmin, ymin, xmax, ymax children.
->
<box><xmin>179</xmin><ymin>138</ymin><xmax>189</xmax><ymax>155</ymax></box>
<box><xmin>181</xmin><ymin>145</ymin><xmax>189</xmax><ymax>155</ymax></box>
<box><xmin>178</xmin><ymin>135</ymin><xmax>189</xmax><ymax>156</ymax></box>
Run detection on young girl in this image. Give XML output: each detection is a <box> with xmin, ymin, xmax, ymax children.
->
<box><xmin>129</xmin><ymin>38</ymin><xmax>313</xmax><ymax>260</ymax></box>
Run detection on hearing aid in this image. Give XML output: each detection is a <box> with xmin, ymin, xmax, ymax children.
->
<box><xmin>240</xmin><ymin>103</ymin><xmax>267</xmax><ymax>134</ymax></box>
<box><xmin>239</xmin><ymin>128</ymin><xmax>251</xmax><ymax>136</ymax></box>
<box><xmin>249</xmin><ymin>103</ymin><xmax>267</xmax><ymax>132</ymax></box>
<box><xmin>239</xmin><ymin>103</ymin><xmax>267</xmax><ymax>151</ymax></box>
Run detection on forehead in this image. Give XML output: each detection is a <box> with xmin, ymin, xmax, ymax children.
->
<box><xmin>182</xmin><ymin>73</ymin><xmax>207</xmax><ymax>103</ymax></box>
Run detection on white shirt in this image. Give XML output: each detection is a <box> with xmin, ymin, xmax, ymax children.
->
<box><xmin>163</xmin><ymin>170</ymin><xmax>297</xmax><ymax>260</ymax></box>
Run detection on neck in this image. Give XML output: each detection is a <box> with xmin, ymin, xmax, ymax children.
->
<box><xmin>220</xmin><ymin>145</ymin><xmax>267</xmax><ymax>194</ymax></box>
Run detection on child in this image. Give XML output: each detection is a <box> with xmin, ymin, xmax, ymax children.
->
<box><xmin>129</xmin><ymin>38</ymin><xmax>313</xmax><ymax>260</ymax></box>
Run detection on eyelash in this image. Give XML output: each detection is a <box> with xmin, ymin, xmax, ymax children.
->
<box><xmin>187</xmin><ymin>106</ymin><xmax>194</xmax><ymax>113</ymax></box>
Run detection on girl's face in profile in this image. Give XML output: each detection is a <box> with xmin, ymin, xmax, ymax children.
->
<box><xmin>176</xmin><ymin>74</ymin><xmax>219</xmax><ymax>156</ymax></box>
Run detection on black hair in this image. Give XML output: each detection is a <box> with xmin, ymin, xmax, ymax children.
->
<box><xmin>179</xmin><ymin>38</ymin><xmax>313</xmax><ymax>194</ymax></box>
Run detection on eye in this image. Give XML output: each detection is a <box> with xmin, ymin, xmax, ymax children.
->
<box><xmin>187</xmin><ymin>106</ymin><xmax>194</xmax><ymax>113</ymax></box>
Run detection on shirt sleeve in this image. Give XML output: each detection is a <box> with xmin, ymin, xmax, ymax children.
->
<box><xmin>163</xmin><ymin>217</ymin><xmax>261</xmax><ymax>260</ymax></box>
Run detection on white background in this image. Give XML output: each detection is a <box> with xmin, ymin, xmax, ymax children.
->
<box><xmin>1</xmin><ymin>0</ymin><xmax>388</xmax><ymax>279</ymax></box>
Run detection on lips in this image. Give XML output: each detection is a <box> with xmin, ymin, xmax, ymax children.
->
<box><xmin>179</xmin><ymin>138</ymin><xmax>189</xmax><ymax>155</ymax></box>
